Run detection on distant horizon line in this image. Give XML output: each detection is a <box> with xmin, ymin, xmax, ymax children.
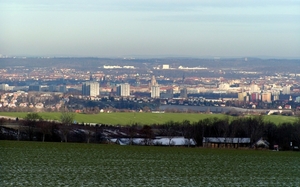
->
<box><xmin>1</xmin><ymin>54</ymin><xmax>300</xmax><ymax>60</ymax></box>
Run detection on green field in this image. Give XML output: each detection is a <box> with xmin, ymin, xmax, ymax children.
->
<box><xmin>0</xmin><ymin>112</ymin><xmax>297</xmax><ymax>125</ymax></box>
<box><xmin>1</xmin><ymin>141</ymin><xmax>299</xmax><ymax>186</ymax></box>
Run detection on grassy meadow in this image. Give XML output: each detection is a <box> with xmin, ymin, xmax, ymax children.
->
<box><xmin>1</xmin><ymin>141</ymin><xmax>299</xmax><ymax>186</ymax></box>
<box><xmin>0</xmin><ymin>112</ymin><xmax>297</xmax><ymax>125</ymax></box>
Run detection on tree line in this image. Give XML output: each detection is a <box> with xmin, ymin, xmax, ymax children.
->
<box><xmin>1</xmin><ymin>113</ymin><xmax>299</xmax><ymax>150</ymax></box>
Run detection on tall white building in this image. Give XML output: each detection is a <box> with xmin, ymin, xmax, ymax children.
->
<box><xmin>151</xmin><ymin>85</ymin><xmax>160</xmax><ymax>98</ymax></box>
<box><xmin>250</xmin><ymin>83</ymin><xmax>260</xmax><ymax>93</ymax></box>
<box><xmin>82</xmin><ymin>81</ymin><xmax>99</xmax><ymax>97</ymax></box>
<box><xmin>261</xmin><ymin>92</ymin><xmax>272</xmax><ymax>103</ymax></box>
<box><xmin>282</xmin><ymin>86</ymin><xmax>291</xmax><ymax>95</ymax></box>
<box><xmin>117</xmin><ymin>83</ymin><xmax>130</xmax><ymax>97</ymax></box>
<box><xmin>0</xmin><ymin>83</ymin><xmax>9</xmax><ymax>91</ymax></box>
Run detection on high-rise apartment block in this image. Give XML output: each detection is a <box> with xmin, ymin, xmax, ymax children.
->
<box><xmin>250</xmin><ymin>92</ymin><xmax>260</xmax><ymax>102</ymax></box>
<box><xmin>282</xmin><ymin>86</ymin><xmax>291</xmax><ymax>95</ymax></box>
<box><xmin>0</xmin><ymin>83</ymin><xmax>9</xmax><ymax>91</ymax></box>
<box><xmin>117</xmin><ymin>83</ymin><xmax>130</xmax><ymax>97</ymax></box>
<box><xmin>151</xmin><ymin>85</ymin><xmax>160</xmax><ymax>98</ymax></box>
<box><xmin>261</xmin><ymin>92</ymin><xmax>272</xmax><ymax>103</ymax></box>
<box><xmin>238</xmin><ymin>92</ymin><xmax>247</xmax><ymax>101</ymax></box>
<box><xmin>82</xmin><ymin>81</ymin><xmax>99</xmax><ymax>97</ymax></box>
<box><xmin>250</xmin><ymin>83</ymin><xmax>260</xmax><ymax>93</ymax></box>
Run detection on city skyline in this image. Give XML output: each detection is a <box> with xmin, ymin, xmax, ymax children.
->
<box><xmin>1</xmin><ymin>0</ymin><xmax>299</xmax><ymax>58</ymax></box>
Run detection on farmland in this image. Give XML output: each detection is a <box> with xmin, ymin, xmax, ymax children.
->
<box><xmin>1</xmin><ymin>141</ymin><xmax>299</xmax><ymax>186</ymax></box>
<box><xmin>0</xmin><ymin>112</ymin><xmax>297</xmax><ymax>125</ymax></box>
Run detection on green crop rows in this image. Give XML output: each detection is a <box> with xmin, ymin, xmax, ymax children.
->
<box><xmin>1</xmin><ymin>141</ymin><xmax>299</xmax><ymax>186</ymax></box>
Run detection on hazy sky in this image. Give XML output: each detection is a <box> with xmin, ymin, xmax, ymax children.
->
<box><xmin>0</xmin><ymin>0</ymin><xmax>299</xmax><ymax>58</ymax></box>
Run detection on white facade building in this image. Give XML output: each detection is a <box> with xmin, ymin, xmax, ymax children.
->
<box><xmin>282</xmin><ymin>86</ymin><xmax>291</xmax><ymax>95</ymax></box>
<box><xmin>151</xmin><ymin>85</ymin><xmax>160</xmax><ymax>98</ymax></box>
<box><xmin>82</xmin><ymin>81</ymin><xmax>99</xmax><ymax>97</ymax></box>
<box><xmin>0</xmin><ymin>84</ymin><xmax>9</xmax><ymax>91</ymax></box>
<box><xmin>250</xmin><ymin>84</ymin><xmax>260</xmax><ymax>93</ymax></box>
<box><xmin>162</xmin><ymin>64</ymin><xmax>170</xmax><ymax>69</ymax></box>
<box><xmin>117</xmin><ymin>83</ymin><xmax>130</xmax><ymax>97</ymax></box>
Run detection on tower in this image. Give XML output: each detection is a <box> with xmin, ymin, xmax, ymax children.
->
<box><xmin>82</xmin><ymin>81</ymin><xmax>99</xmax><ymax>97</ymax></box>
<box><xmin>150</xmin><ymin>75</ymin><xmax>157</xmax><ymax>87</ymax></box>
<box><xmin>180</xmin><ymin>87</ymin><xmax>188</xmax><ymax>99</ymax></box>
<box><xmin>151</xmin><ymin>85</ymin><xmax>160</xmax><ymax>98</ymax></box>
<box><xmin>135</xmin><ymin>73</ymin><xmax>140</xmax><ymax>87</ymax></box>
<box><xmin>261</xmin><ymin>92</ymin><xmax>272</xmax><ymax>103</ymax></box>
<box><xmin>117</xmin><ymin>83</ymin><xmax>130</xmax><ymax>97</ymax></box>
<box><xmin>282</xmin><ymin>86</ymin><xmax>291</xmax><ymax>95</ymax></box>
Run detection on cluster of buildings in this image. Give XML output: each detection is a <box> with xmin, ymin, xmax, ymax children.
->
<box><xmin>1</xmin><ymin>59</ymin><xmax>300</xmax><ymax>111</ymax></box>
<box><xmin>80</xmin><ymin>75</ymin><xmax>190</xmax><ymax>100</ymax></box>
<box><xmin>1</xmin><ymin>76</ymin><xmax>299</xmax><ymax>103</ymax></box>
<box><xmin>236</xmin><ymin>83</ymin><xmax>292</xmax><ymax>103</ymax></box>
<box><xmin>80</xmin><ymin>75</ymin><xmax>161</xmax><ymax>98</ymax></box>
<box><xmin>0</xmin><ymin>91</ymin><xmax>63</xmax><ymax>110</ymax></box>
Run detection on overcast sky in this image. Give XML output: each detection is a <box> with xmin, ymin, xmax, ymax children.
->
<box><xmin>0</xmin><ymin>0</ymin><xmax>299</xmax><ymax>58</ymax></box>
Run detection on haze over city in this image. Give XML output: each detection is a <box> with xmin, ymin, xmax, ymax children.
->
<box><xmin>1</xmin><ymin>0</ymin><xmax>299</xmax><ymax>58</ymax></box>
<box><xmin>2</xmin><ymin>1</ymin><xmax>300</xmax><ymax>186</ymax></box>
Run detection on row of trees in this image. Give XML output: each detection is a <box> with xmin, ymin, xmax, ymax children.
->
<box><xmin>1</xmin><ymin>113</ymin><xmax>300</xmax><ymax>150</ymax></box>
<box><xmin>0</xmin><ymin>112</ymin><xmax>75</xmax><ymax>142</ymax></box>
<box><xmin>158</xmin><ymin>116</ymin><xmax>300</xmax><ymax>150</ymax></box>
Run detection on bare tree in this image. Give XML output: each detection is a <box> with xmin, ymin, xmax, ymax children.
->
<box><xmin>24</xmin><ymin>113</ymin><xmax>42</xmax><ymax>141</ymax></box>
<box><xmin>83</xmin><ymin>125</ymin><xmax>95</xmax><ymax>143</ymax></box>
<box><xmin>0</xmin><ymin>118</ymin><xmax>7</xmax><ymax>139</ymax></box>
<box><xmin>126</xmin><ymin>124</ymin><xmax>137</xmax><ymax>145</ymax></box>
<box><xmin>161</xmin><ymin>121</ymin><xmax>176</xmax><ymax>146</ymax></box>
<box><xmin>181</xmin><ymin>120</ymin><xmax>192</xmax><ymax>147</ymax></box>
<box><xmin>292</xmin><ymin>115</ymin><xmax>300</xmax><ymax>147</ymax></box>
<box><xmin>0</xmin><ymin>117</ymin><xmax>6</xmax><ymax>127</ymax></box>
<box><xmin>59</xmin><ymin>111</ymin><xmax>75</xmax><ymax>142</ymax></box>
<box><xmin>140</xmin><ymin>125</ymin><xmax>154</xmax><ymax>145</ymax></box>
<box><xmin>212</xmin><ymin>117</ymin><xmax>230</xmax><ymax>138</ymax></box>
<box><xmin>37</xmin><ymin>121</ymin><xmax>52</xmax><ymax>142</ymax></box>
<box><xmin>244</xmin><ymin>116</ymin><xmax>264</xmax><ymax>146</ymax></box>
